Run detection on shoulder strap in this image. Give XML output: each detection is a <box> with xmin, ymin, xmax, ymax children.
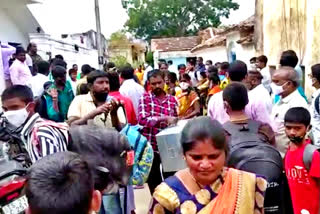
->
<box><xmin>303</xmin><ymin>144</ymin><xmax>319</xmax><ymax>171</ymax></box>
<box><xmin>315</xmin><ymin>94</ymin><xmax>320</xmax><ymax>114</ymax></box>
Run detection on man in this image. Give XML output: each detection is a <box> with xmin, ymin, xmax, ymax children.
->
<box><xmin>250</xmin><ymin>57</ymin><xmax>257</xmax><ymax>70</ymax></box>
<box><xmin>108</xmin><ymin>70</ymin><xmax>137</xmax><ymax>125</ymax></box>
<box><xmin>69</xmin><ymin>68</ymin><xmax>78</xmax><ymax>96</ymax></box>
<box><xmin>309</xmin><ymin>64</ymin><xmax>320</xmax><ymax>146</ymax></box>
<box><xmin>246</xmin><ymin>70</ymin><xmax>272</xmax><ymax>114</ymax></box>
<box><xmin>72</xmin><ymin>64</ymin><xmax>78</xmax><ymax>73</ymax></box>
<box><xmin>68</xmin><ymin>70</ymin><xmax>125</xmax><ymax>131</ymax></box>
<box><xmin>29</xmin><ymin>61</ymin><xmax>50</xmax><ymax>98</ymax></box>
<box><xmin>25</xmin><ymin>152</ymin><xmax>101</xmax><ymax>214</ymax></box>
<box><xmin>45</xmin><ymin>65</ymin><xmax>74</xmax><ymax>122</ymax></box>
<box><xmin>76</xmin><ymin>64</ymin><xmax>92</xmax><ymax>95</ymax></box>
<box><xmin>27</xmin><ymin>43</ymin><xmax>42</xmax><ymax>75</ymax></box>
<box><xmin>256</xmin><ymin>55</ymin><xmax>271</xmax><ymax>93</ymax></box>
<box><xmin>208</xmin><ymin>60</ymin><xmax>272</xmax><ymax>127</ymax></box>
<box><xmin>9</xmin><ymin>47</ymin><xmax>32</xmax><ymax>86</ymax></box>
<box><xmin>187</xmin><ymin>60</ymin><xmax>197</xmax><ymax>86</ymax></box>
<box><xmin>119</xmin><ymin>66</ymin><xmax>145</xmax><ymax>116</ymax></box>
<box><xmin>168</xmin><ymin>60</ymin><xmax>178</xmax><ymax>78</ymax></box>
<box><xmin>205</xmin><ymin>60</ymin><xmax>213</xmax><ymax>71</ymax></box>
<box><xmin>195</xmin><ymin>57</ymin><xmax>206</xmax><ymax>73</ymax></box>
<box><xmin>1</xmin><ymin>85</ymin><xmax>69</xmax><ymax>163</ymax></box>
<box><xmin>271</xmin><ymin>67</ymin><xmax>309</xmax><ymax>157</ymax></box>
<box><xmin>138</xmin><ymin>69</ymin><xmax>178</xmax><ymax>194</ymax></box>
<box><xmin>1</xmin><ymin>43</ymin><xmax>16</xmax><ymax>88</ymax></box>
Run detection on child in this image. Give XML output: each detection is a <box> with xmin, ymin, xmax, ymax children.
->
<box><xmin>284</xmin><ymin>107</ymin><xmax>320</xmax><ymax>214</ymax></box>
<box><xmin>69</xmin><ymin>68</ymin><xmax>77</xmax><ymax>96</ymax></box>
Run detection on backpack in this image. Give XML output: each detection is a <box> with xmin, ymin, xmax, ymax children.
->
<box><xmin>303</xmin><ymin>143</ymin><xmax>320</xmax><ymax>171</ymax></box>
<box><xmin>223</xmin><ymin>120</ymin><xmax>283</xmax><ymax>214</ymax></box>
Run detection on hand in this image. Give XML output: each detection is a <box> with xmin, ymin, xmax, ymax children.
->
<box><xmin>108</xmin><ymin>99</ymin><xmax>123</xmax><ymax>114</ymax></box>
<box><xmin>94</xmin><ymin>103</ymin><xmax>110</xmax><ymax>115</ymax></box>
<box><xmin>167</xmin><ymin>117</ymin><xmax>178</xmax><ymax>125</ymax></box>
<box><xmin>48</xmin><ymin>89</ymin><xmax>58</xmax><ymax>101</ymax></box>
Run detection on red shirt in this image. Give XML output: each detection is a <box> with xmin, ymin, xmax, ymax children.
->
<box><xmin>285</xmin><ymin>140</ymin><xmax>320</xmax><ymax>214</ymax></box>
<box><xmin>109</xmin><ymin>91</ymin><xmax>137</xmax><ymax>125</ymax></box>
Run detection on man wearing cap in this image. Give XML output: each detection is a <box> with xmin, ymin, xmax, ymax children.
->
<box><xmin>271</xmin><ymin>67</ymin><xmax>309</xmax><ymax>157</ymax></box>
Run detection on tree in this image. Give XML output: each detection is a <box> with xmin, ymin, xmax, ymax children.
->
<box><xmin>122</xmin><ymin>0</ymin><xmax>239</xmax><ymax>40</ymax></box>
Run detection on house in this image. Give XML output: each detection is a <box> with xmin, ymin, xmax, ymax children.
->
<box><xmin>151</xmin><ymin>36</ymin><xmax>200</xmax><ymax>69</ymax></box>
<box><xmin>191</xmin><ymin>16</ymin><xmax>255</xmax><ymax>65</ymax></box>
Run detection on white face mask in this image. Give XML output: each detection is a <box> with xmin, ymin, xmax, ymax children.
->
<box><xmin>3</xmin><ymin>106</ymin><xmax>29</xmax><ymax>128</ymax></box>
<box><xmin>180</xmin><ymin>82</ymin><xmax>190</xmax><ymax>90</ymax></box>
<box><xmin>271</xmin><ymin>82</ymin><xmax>287</xmax><ymax>95</ymax></box>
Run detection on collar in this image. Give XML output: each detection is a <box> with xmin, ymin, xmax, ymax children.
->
<box><xmin>281</xmin><ymin>89</ymin><xmax>300</xmax><ymax>104</ymax></box>
<box><xmin>84</xmin><ymin>92</ymin><xmax>95</xmax><ymax>102</ymax></box>
<box><xmin>122</xmin><ymin>79</ymin><xmax>135</xmax><ymax>85</ymax></box>
<box><xmin>21</xmin><ymin>113</ymin><xmax>42</xmax><ymax>138</ymax></box>
<box><xmin>150</xmin><ymin>92</ymin><xmax>170</xmax><ymax>103</ymax></box>
<box><xmin>229</xmin><ymin>113</ymin><xmax>249</xmax><ymax>124</ymax></box>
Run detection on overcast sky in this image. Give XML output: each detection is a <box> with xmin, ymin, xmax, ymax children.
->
<box><xmin>28</xmin><ymin>0</ymin><xmax>255</xmax><ymax>39</ymax></box>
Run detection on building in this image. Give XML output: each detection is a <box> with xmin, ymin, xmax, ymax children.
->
<box><xmin>151</xmin><ymin>36</ymin><xmax>200</xmax><ymax>69</ymax></box>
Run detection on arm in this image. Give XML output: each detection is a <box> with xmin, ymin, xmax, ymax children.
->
<box><xmin>9</xmin><ymin>65</ymin><xmax>19</xmax><ymax>85</ymax></box>
<box><xmin>258</xmin><ymin>123</ymin><xmax>276</xmax><ymax>146</ymax></box>
<box><xmin>180</xmin><ymin>99</ymin><xmax>200</xmax><ymax>120</ymax></box>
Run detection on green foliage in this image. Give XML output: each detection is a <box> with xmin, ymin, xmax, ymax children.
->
<box><xmin>146</xmin><ymin>52</ymin><xmax>154</xmax><ymax>67</ymax></box>
<box><xmin>122</xmin><ymin>0</ymin><xmax>239</xmax><ymax>40</ymax></box>
<box><xmin>110</xmin><ymin>55</ymin><xmax>129</xmax><ymax>68</ymax></box>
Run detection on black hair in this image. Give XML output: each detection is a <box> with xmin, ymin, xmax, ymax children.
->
<box><xmin>248</xmin><ymin>70</ymin><xmax>263</xmax><ymax>80</ymax></box>
<box><xmin>280</xmin><ymin>50</ymin><xmax>299</xmax><ymax>68</ymax></box>
<box><xmin>167</xmin><ymin>72</ymin><xmax>177</xmax><ymax>84</ymax></box>
<box><xmin>168</xmin><ymin>60</ymin><xmax>173</xmax><ymax>65</ymax></box>
<box><xmin>257</xmin><ymin>55</ymin><xmax>268</xmax><ymax>64</ymax></box>
<box><xmin>15</xmin><ymin>46</ymin><xmax>26</xmax><ymax>55</ymax></box>
<box><xmin>73</xmin><ymin>64</ymin><xmax>78</xmax><ymax>67</ymax></box>
<box><xmin>199</xmin><ymin>71</ymin><xmax>207</xmax><ymax>79</ymax></box>
<box><xmin>81</xmin><ymin>64</ymin><xmax>92</xmax><ymax>75</ymax></box>
<box><xmin>228</xmin><ymin>60</ymin><xmax>248</xmax><ymax>82</ymax></box>
<box><xmin>158</xmin><ymin>59</ymin><xmax>166</xmax><ymax>64</ymax></box>
<box><xmin>68</xmin><ymin>125</ymin><xmax>131</xmax><ymax>191</ymax></box>
<box><xmin>51</xmin><ymin>65</ymin><xmax>67</xmax><ymax>79</ymax></box>
<box><xmin>207</xmin><ymin>66</ymin><xmax>218</xmax><ymax>74</ymax></box>
<box><xmin>220</xmin><ymin>62</ymin><xmax>229</xmax><ymax>70</ymax></box>
<box><xmin>26</xmin><ymin>152</ymin><xmax>94</xmax><ymax>214</ymax></box>
<box><xmin>312</xmin><ymin>64</ymin><xmax>320</xmax><ymax>83</ymax></box>
<box><xmin>148</xmin><ymin>69</ymin><xmax>164</xmax><ymax>81</ymax></box>
<box><xmin>37</xmin><ymin>61</ymin><xmax>50</xmax><ymax>75</ymax></box>
<box><xmin>209</xmin><ymin>72</ymin><xmax>220</xmax><ymax>85</ymax></box>
<box><xmin>87</xmin><ymin>70</ymin><xmax>109</xmax><ymax>85</ymax></box>
<box><xmin>223</xmin><ymin>82</ymin><xmax>248</xmax><ymax>111</ymax></box>
<box><xmin>2</xmin><ymin>85</ymin><xmax>34</xmax><ymax>104</ymax></box>
<box><xmin>180</xmin><ymin>73</ymin><xmax>191</xmax><ymax>82</ymax></box>
<box><xmin>51</xmin><ymin>58</ymin><xmax>67</xmax><ymax>69</ymax></box>
<box><xmin>284</xmin><ymin>107</ymin><xmax>311</xmax><ymax>127</ymax></box>
<box><xmin>119</xmin><ymin>66</ymin><xmax>134</xmax><ymax>80</ymax></box>
<box><xmin>206</xmin><ymin>60</ymin><xmax>213</xmax><ymax>65</ymax></box>
<box><xmin>188</xmin><ymin>59</ymin><xmax>196</xmax><ymax>67</ymax></box>
<box><xmin>55</xmin><ymin>54</ymin><xmax>64</xmax><ymax>60</ymax></box>
<box><xmin>178</xmin><ymin>64</ymin><xmax>186</xmax><ymax>70</ymax></box>
<box><xmin>250</xmin><ymin>57</ymin><xmax>257</xmax><ymax>62</ymax></box>
<box><xmin>105</xmin><ymin>62</ymin><xmax>116</xmax><ymax>71</ymax></box>
<box><xmin>79</xmin><ymin>84</ymin><xmax>90</xmax><ymax>95</ymax></box>
<box><xmin>181</xmin><ymin>116</ymin><xmax>228</xmax><ymax>155</ymax></box>
<box><xmin>197</xmin><ymin>57</ymin><xmax>203</xmax><ymax>61</ymax></box>
<box><xmin>69</xmin><ymin>68</ymin><xmax>77</xmax><ymax>75</ymax></box>
<box><xmin>108</xmin><ymin>71</ymin><xmax>120</xmax><ymax>92</ymax></box>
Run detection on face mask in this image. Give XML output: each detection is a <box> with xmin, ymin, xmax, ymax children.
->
<box><xmin>180</xmin><ymin>82</ymin><xmax>190</xmax><ymax>90</ymax></box>
<box><xmin>288</xmin><ymin>135</ymin><xmax>305</xmax><ymax>144</ymax></box>
<box><xmin>3</xmin><ymin>107</ymin><xmax>29</xmax><ymax>128</ymax></box>
<box><xmin>271</xmin><ymin>82</ymin><xmax>286</xmax><ymax>95</ymax></box>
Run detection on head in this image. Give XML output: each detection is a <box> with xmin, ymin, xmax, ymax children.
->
<box><xmin>25</xmin><ymin>152</ymin><xmax>101</xmax><ymax>214</ymax></box>
<box><xmin>207</xmin><ymin>66</ymin><xmax>218</xmax><ymax>75</ymax></box>
<box><xmin>87</xmin><ymin>70</ymin><xmax>110</xmax><ymax>102</ymax></box>
<box><xmin>223</xmin><ymin>83</ymin><xmax>249</xmax><ymax>114</ymax></box>
<box><xmin>15</xmin><ymin>47</ymin><xmax>26</xmax><ymax>63</ymax></box>
<box><xmin>179</xmin><ymin>73</ymin><xmax>191</xmax><ymax>91</ymax></box>
<box><xmin>311</xmin><ymin>64</ymin><xmax>320</xmax><ymax>89</ymax></box>
<box><xmin>197</xmin><ymin>57</ymin><xmax>204</xmax><ymax>65</ymax></box>
<box><xmin>37</xmin><ymin>61</ymin><xmax>50</xmax><ymax>76</ymax></box>
<box><xmin>69</xmin><ymin>125</ymin><xmax>132</xmax><ymax>191</ymax></box>
<box><xmin>168</xmin><ymin>60</ymin><xmax>173</xmax><ymax>66</ymax></box>
<box><xmin>198</xmin><ymin>71</ymin><xmax>207</xmax><ymax>82</ymax></box>
<box><xmin>55</xmin><ymin>54</ymin><xmax>64</xmax><ymax>60</ymax></box>
<box><xmin>52</xmin><ymin>66</ymin><xmax>67</xmax><ymax>87</ymax></box>
<box><xmin>187</xmin><ymin>60</ymin><xmax>196</xmax><ymax>71</ymax></box>
<box><xmin>108</xmin><ymin>71</ymin><xmax>121</xmax><ymax>92</ymax></box>
<box><xmin>256</xmin><ymin>55</ymin><xmax>268</xmax><ymax>69</ymax></box>
<box><xmin>105</xmin><ymin>62</ymin><xmax>116</xmax><ymax>72</ymax></box>
<box><xmin>271</xmin><ymin>67</ymin><xmax>298</xmax><ymax>98</ymax></box>
<box><xmin>148</xmin><ymin>70</ymin><xmax>165</xmax><ymax>96</ymax></box>
<box><xmin>250</xmin><ymin>57</ymin><xmax>257</xmax><ymax>64</ymax></box>
<box><xmin>181</xmin><ymin>116</ymin><xmax>228</xmax><ymax>185</ymax></box>
<box><xmin>72</xmin><ymin>64</ymin><xmax>78</xmax><ymax>72</ymax></box>
<box><xmin>280</xmin><ymin>50</ymin><xmax>299</xmax><ymax>68</ymax></box>
<box><xmin>208</xmin><ymin>72</ymin><xmax>220</xmax><ymax>89</ymax></box>
<box><xmin>178</xmin><ymin>64</ymin><xmax>186</xmax><ymax>75</ymax></box>
<box><xmin>220</xmin><ymin>62</ymin><xmax>229</xmax><ymax>71</ymax></box>
<box><xmin>81</xmin><ymin>64</ymin><xmax>92</xmax><ymax>77</ymax></box>
<box><xmin>51</xmin><ymin>58</ymin><xmax>67</xmax><ymax>69</ymax></box>
<box><xmin>27</xmin><ymin>43</ymin><xmax>37</xmax><ymax>55</ymax></box>
<box><xmin>246</xmin><ymin>70</ymin><xmax>263</xmax><ymax>90</ymax></box>
<box><xmin>205</xmin><ymin>60</ymin><xmax>213</xmax><ymax>70</ymax></box>
<box><xmin>159</xmin><ymin>63</ymin><xmax>168</xmax><ymax>73</ymax></box>
<box><xmin>69</xmin><ymin>68</ymin><xmax>78</xmax><ymax>82</ymax></box>
<box><xmin>284</xmin><ymin>107</ymin><xmax>311</xmax><ymax>145</ymax></box>
<box><xmin>1</xmin><ymin>85</ymin><xmax>35</xmax><ymax>127</ymax></box>
<box><xmin>228</xmin><ymin>60</ymin><xmax>248</xmax><ymax>83</ymax></box>
<box><xmin>167</xmin><ymin>72</ymin><xmax>177</xmax><ymax>87</ymax></box>
<box><xmin>119</xmin><ymin>66</ymin><xmax>134</xmax><ymax>80</ymax></box>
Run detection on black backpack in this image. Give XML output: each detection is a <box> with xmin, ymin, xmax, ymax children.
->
<box><xmin>223</xmin><ymin>120</ymin><xmax>284</xmax><ymax>214</ymax></box>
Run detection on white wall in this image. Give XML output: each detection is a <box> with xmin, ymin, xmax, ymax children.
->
<box><xmin>194</xmin><ymin>47</ymin><xmax>228</xmax><ymax>64</ymax></box>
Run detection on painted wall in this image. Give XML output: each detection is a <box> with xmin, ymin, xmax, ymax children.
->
<box><xmin>153</xmin><ymin>50</ymin><xmax>196</xmax><ymax>69</ymax></box>
<box><xmin>193</xmin><ymin>47</ymin><xmax>228</xmax><ymax>64</ymax></box>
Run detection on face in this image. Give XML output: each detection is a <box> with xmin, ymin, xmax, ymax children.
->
<box><xmin>179</xmin><ymin>66</ymin><xmax>186</xmax><ymax>74</ymax></box>
<box><xmin>54</xmin><ymin>72</ymin><xmax>67</xmax><ymax>86</ymax></box>
<box><xmin>309</xmin><ymin>73</ymin><xmax>320</xmax><ymax>89</ymax></box>
<box><xmin>149</xmin><ymin>75</ymin><xmax>165</xmax><ymax>96</ymax></box>
<box><xmin>185</xmin><ymin>139</ymin><xmax>226</xmax><ymax>186</ymax></box>
<box><xmin>246</xmin><ymin>75</ymin><xmax>258</xmax><ymax>90</ymax></box>
<box><xmin>92</xmin><ymin>77</ymin><xmax>110</xmax><ymax>94</ymax></box>
<box><xmin>160</xmin><ymin>64</ymin><xmax>168</xmax><ymax>72</ymax></box>
<box><xmin>272</xmin><ymin>74</ymin><xmax>291</xmax><ymax>96</ymax></box>
<box><xmin>70</xmin><ymin>72</ymin><xmax>77</xmax><ymax>81</ymax></box>
<box><xmin>197</xmin><ymin>58</ymin><xmax>203</xmax><ymax>65</ymax></box>
<box><xmin>16</xmin><ymin>53</ymin><xmax>26</xmax><ymax>62</ymax></box>
<box><xmin>285</xmin><ymin>122</ymin><xmax>309</xmax><ymax>144</ymax></box>
<box><xmin>73</xmin><ymin>65</ymin><xmax>78</xmax><ymax>71</ymax></box>
<box><xmin>30</xmin><ymin>44</ymin><xmax>37</xmax><ymax>53</ymax></box>
<box><xmin>2</xmin><ymin>97</ymin><xmax>34</xmax><ymax>113</ymax></box>
<box><xmin>256</xmin><ymin>60</ymin><xmax>265</xmax><ymax>69</ymax></box>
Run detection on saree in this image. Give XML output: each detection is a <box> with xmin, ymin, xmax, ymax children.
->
<box><xmin>149</xmin><ymin>168</ymin><xmax>267</xmax><ymax>214</ymax></box>
<box><xmin>176</xmin><ymin>90</ymin><xmax>199</xmax><ymax>117</ymax></box>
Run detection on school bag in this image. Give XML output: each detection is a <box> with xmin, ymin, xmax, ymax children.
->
<box><xmin>303</xmin><ymin>143</ymin><xmax>320</xmax><ymax>171</ymax></box>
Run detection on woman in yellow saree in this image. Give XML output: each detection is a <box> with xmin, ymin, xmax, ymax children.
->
<box><xmin>149</xmin><ymin>117</ymin><xmax>267</xmax><ymax>214</ymax></box>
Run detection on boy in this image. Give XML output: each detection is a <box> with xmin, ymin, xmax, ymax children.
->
<box><xmin>284</xmin><ymin>107</ymin><xmax>320</xmax><ymax>214</ymax></box>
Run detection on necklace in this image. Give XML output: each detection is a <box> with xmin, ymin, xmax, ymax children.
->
<box><xmin>187</xmin><ymin>169</ymin><xmax>204</xmax><ymax>190</ymax></box>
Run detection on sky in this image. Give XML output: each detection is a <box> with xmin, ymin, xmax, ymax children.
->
<box><xmin>28</xmin><ymin>0</ymin><xmax>255</xmax><ymax>39</ymax></box>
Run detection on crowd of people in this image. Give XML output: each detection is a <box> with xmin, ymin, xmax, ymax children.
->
<box><xmin>0</xmin><ymin>42</ymin><xmax>320</xmax><ymax>214</ymax></box>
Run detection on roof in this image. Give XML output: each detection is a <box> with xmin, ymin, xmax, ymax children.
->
<box><xmin>219</xmin><ymin>15</ymin><xmax>255</xmax><ymax>35</ymax></box>
<box><xmin>151</xmin><ymin>36</ymin><xmax>200</xmax><ymax>52</ymax></box>
<box><xmin>237</xmin><ymin>34</ymin><xmax>254</xmax><ymax>45</ymax></box>
<box><xmin>191</xmin><ymin>36</ymin><xmax>226</xmax><ymax>52</ymax></box>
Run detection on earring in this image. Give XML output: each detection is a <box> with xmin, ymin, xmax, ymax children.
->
<box><xmin>183</xmin><ymin>156</ymin><xmax>186</xmax><ymax>161</ymax></box>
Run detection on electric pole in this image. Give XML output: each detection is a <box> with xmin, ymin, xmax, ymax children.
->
<box><xmin>95</xmin><ymin>0</ymin><xmax>104</xmax><ymax>70</ymax></box>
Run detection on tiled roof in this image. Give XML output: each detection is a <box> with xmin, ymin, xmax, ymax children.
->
<box><xmin>191</xmin><ymin>36</ymin><xmax>226</xmax><ymax>52</ymax></box>
<box><xmin>151</xmin><ymin>36</ymin><xmax>200</xmax><ymax>52</ymax></box>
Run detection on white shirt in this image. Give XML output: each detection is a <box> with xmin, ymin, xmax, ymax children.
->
<box><xmin>169</xmin><ymin>65</ymin><xmax>179</xmax><ymax>78</ymax></box>
<box><xmin>26</xmin><ymin>54</ymin><xmax>33</xmax><ymax>67</ymax></box>
<box><xmin>260</xmin><ymin>67</ymin><xmax>272</xmax><ymax>93</ymax></box>
<box><xmin>120</xmin><ymin>79</ymin><xmax>145</xmax><ymax>116</ymax></box>
<box><xmin>142</xmin><ymin>65</ymin><xmax>153</xmax><ymax>85</ymax></box>
<box><xmin>188</xmin><ymin>71</ymin><xmax>198</xmax><ymax>87</ymax></box>
<box><xmin>310</xmin><ymin>89</ymin><xmax>320</xmax><ymax>146</ymax></box>
<box><xmin>271</xmin><ymin>89</ymin><xmax>309</xmax><ymax>157</ymax></box>
<box><xmin>29</xmin><ymin>73</ymin><xmax>49</xmax><ymax>97</ymax></box>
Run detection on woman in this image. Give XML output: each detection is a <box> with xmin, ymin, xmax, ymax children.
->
<box><xmin>149</xmin><ymin>117</ymin><xmax>267</xmax><ymax>214</ymax></box>
<box><xmin>176</xmin><ymin>73</ymin><xmax>200</xmax><ymax>119</ymax></box>
<box><xmin>207</xmin><ymin>72</ymin><xmax>222</xmax><ymax>101</ymax></box>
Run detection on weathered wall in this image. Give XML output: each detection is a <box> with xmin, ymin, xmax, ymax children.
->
<box><xmin>193</xmin><ymin>47</ymin><xmax>228</xmax><ymax>64</ymax></box>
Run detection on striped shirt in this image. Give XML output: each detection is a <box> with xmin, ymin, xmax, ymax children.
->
<box><xmin>21</xmin><ymin>113</ymin><xmax>69</xmax><ymax>163</ymax></box>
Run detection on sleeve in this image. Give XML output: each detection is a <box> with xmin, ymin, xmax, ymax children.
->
<box><xmin>258</xmin><ymin>123</ymin><xmax>276</xmax><ymax>145</ymax></box>
<box><xmin>309</xmin><ymin>150</ymin><xmax>320</xmax><ymax>178</ymax></box>
<box><xmin>45</xmin><ymin>95</ymin><xmax>61</xmax><ymax>122</ymax></box>
<box><xmin>149</xmin><ymin>199</ymin><xmax>173</xmax><ymax>214</ymax></box>
<box><xmin>207</xmin><ymin>94</ymin><xmax>216</xmax><ymax>119</ymax></box>
<box><xmin>255</xmin><ymin>176</ymin><xmax>268</xmax><ymax>213</ymax></box>
<box><xmin>117</xmin><ymin>106</ymin><xmax>127</xmax><ymax>124</ymax></box>
<box><xmin>67</xmin><ymin>96</ymin><xmax>81</xmax><ymax>119</ymax></box>
<box><xmin>138</xmin><ymin>95</ymin><xmax>161</xmax><ymax>127</ymax></box>
<box><xmin>251</xmin><ymin>101</ymin><xmax>275</xmax><ymax>131</ymax></box>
